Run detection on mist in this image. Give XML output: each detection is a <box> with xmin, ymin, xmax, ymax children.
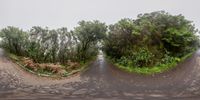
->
<box><xmin>0</xmin><ymin>0</ymin><xmax>200</xmax><ymax>30</ymax></box>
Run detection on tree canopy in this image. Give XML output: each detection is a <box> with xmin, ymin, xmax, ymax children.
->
<box><xmin>73</xmin><ymin>20</ymin><xmax>107</xmax><ymax>62</ymax></box>
<box><xmin>103</xmin><ymin>11</ymin><xmax>199</xmax><ymax>69</ymax></box>
<box><xmin>0</xmin><ymin>20</ymin><xmax>107</xmax><ymax>65</ymax></box>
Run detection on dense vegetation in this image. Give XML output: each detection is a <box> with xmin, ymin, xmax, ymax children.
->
<box><xmin>103</xmin><ymin>11</ymin><xmax>199</xmax><ymax>74</ymax></box>
<box><xmin>0</xmin><ymin>20</ymin><xmax>107</xmax><ymax>76</ymax></box>
<box><xmin>0</xmin><ymin>11</ymin><xmax>199</xmax><ymax>75</ymax></box>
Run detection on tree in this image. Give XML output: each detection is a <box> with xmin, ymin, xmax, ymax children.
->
<box><xmin>103</xmin><ymin>18</ymin><xmax>135</xmax><ymax>58</ymax></box>
<box><xmin>73</xmin><ymin>20</ymin><xmax>107</xmax><ymax>62</ymax></box>
<box><xmin>57</xmin><ymin>27</ymin><xmax>70</xmax><ymax>63</ymax></box>
<box><xmin>28</xmin><ymin>26</ymin><xmax>50</xmax><ymax>62</ymax></box>
<box><xmin>0</xmin><ymin>26</ymin><xmax>28</xmax><ymax>56</ymax></box>
<box><xmin>135</xmin><ymin>11</ymin><xmax>199</xmax><ymax>56</ymax></box>
<box><xmin>56</xmin><ymin>28</ymin><xmax>78</xmax><ymax>63</ymax></box>
<box><xmin>104</xmin><ymin>11</ymin><xmax>199</xmax><ymax>68</ymax></box>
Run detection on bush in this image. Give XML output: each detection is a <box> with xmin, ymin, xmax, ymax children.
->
<box><xmin>131</xmin><ymin>48</ymin><xmax>154</xmax><ymax>67</ymax></box>
<box><xmin>104</xmin><ymin>11</ymin><xmax>199</xmax><ymax>74</ymax></box>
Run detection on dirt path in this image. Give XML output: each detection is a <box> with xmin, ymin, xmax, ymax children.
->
<box><xmin>0</xmin><ymin>48</ymin><xmax>200</xmax><ymax>100</ymax></box>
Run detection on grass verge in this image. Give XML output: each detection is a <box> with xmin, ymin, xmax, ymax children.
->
<box><xmin>107</xmin><ymin>51</ymin><xmax>194</xmax><ymax>75</ymax></box>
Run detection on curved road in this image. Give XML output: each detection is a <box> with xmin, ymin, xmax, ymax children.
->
<box><xmin>0</xmin><ymin>48</ymin><xmax>200</xmax><ymax>100</ymax></box>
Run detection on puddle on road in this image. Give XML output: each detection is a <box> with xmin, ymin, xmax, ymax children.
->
<box><xmin>97</xmin><ymin>50</ymin><xmax>105</xmax><ymax>70</ymax></box>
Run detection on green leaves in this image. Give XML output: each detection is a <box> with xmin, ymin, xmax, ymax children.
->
<box><xmin>104</xmin><ymin>11</ymin><xmax>199</xmax><ymax>70</ymax></box>
<box><xmin>73</xmin><ymin>20</ymin><xmax>107</xmax><ymax>61</ymax></box>
<box><xmin>0</xmin><ymin>11</ymin><xmax>199</xmax><ymax>73</ymax></box>
<box><xmin>75</xmin><ymin>20</ymin><xmax>107</xmax><ymax>42</ymax></box>
<box><xmin>0</xmin><ymin>26</ymin><xmax>28</xmax><ymax>55</ymax></box>
<box><xmin>0</xmin><ymin>20</ymin><xmax>108</xmax><ymax>64</ymax></box>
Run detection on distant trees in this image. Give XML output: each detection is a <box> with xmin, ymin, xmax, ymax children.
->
<box><xmin>74</xmin><ymin>20</ymin><xmax>107</xmax><ymax>62</ymax></box>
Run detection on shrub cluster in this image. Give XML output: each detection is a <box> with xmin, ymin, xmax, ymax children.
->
<box><xmin>103</xmin><ymin>11</ymin><xmax>199</xmax><ymax>72</ymax></box>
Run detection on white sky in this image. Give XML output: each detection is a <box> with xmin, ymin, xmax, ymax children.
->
<box><xmin>0</xmin><ymin>0</ymin><xmax>200</xmax><ymax>31</ymax></box>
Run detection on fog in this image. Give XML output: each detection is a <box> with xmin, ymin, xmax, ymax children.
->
<box><xmin>0</xmin><ymin>0</ymin><xmax>200</xmax><ymax>30</ymax></box>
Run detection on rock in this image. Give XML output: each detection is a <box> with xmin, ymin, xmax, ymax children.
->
<box><xmin>73</xmin><ymin>89</ymin><xmax>88</xmax><ymax>95</ymax></box>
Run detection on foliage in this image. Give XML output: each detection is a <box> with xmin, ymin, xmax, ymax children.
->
<box><xmin>131</xmin><ymin>48</ymin><xmax>154</xmax><ymax>67</ymax></box>
<box><xmin>0</xmin><ymin>20</ymin><xmax>106</xmax><ymax>76</ymax></box>
<box><xmin>73</xmin><ymin>20</ymin><xmax>107</xmax><ymax>62</ymax></box>
<box><xmin>114</xmin><ymin>52</ymin><xmax>193</xmax><ymax>74</ymax></box>
<box><xmin>0</xmin><ymin>26</ymin><xmax>28</xmax><ymax>56</ymax></box>
<box><xmin>0</xmin><ymin>11</ymin><xmax>199</xmax><ymax>75</ymax></box>
<box><xmin>103</xmin><ymin>18</ymin><xmax>135</xmax><ymax>58</ymax></box>
<box><xmin>103</xmin><ymin>11</ymin><xmax>199</xmax><ymax>74</ymax></box>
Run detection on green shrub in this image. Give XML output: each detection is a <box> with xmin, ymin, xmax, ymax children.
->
<box><xmin>104</xmin><ymin>11</ymin><xmax>199</xmax><ymax>74</ymax></box>
<box><xmin>117</xmin><ymin>56</ymin><xmax>131</xmax><ymax>67</ymax></box>
<box><xmin>131</xmin><ymin>48</ymin><xmax>154</xmax><ymax>67</ymax></box>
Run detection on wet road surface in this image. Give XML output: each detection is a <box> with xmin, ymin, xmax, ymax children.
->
<box><xmin>0</xmin><ymin>48</ymin><xmax>200</xmax><ymax>100</ymax></box>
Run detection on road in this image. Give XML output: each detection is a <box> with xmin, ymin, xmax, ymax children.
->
<box><xmin>0</xmin><ymin>48</ymin><xmax>200</xmax><ymax>100</ymax></box>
